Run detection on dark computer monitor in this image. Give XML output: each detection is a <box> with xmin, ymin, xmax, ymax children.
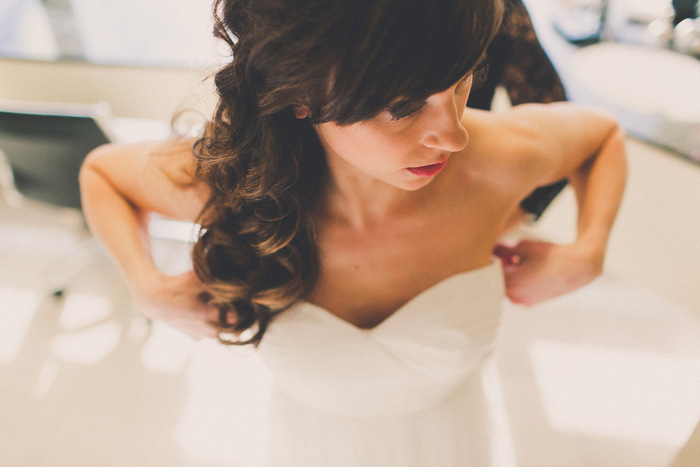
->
<box><xmin>0</xmin><ymin>103</ymin><xmax>112</xmax><ymax>210</ymax></box>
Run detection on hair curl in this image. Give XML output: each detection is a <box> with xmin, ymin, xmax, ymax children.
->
<box><xmin>192</xmin><ymin>0</ymin><xmax>504</xmax><ymax>345</ymax></box>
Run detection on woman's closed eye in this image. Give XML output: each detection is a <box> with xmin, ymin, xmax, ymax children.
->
<box><xmin>384</xmin><ymin>67</ymin><xmax>481</xmax><ymax>121</ymax></box>
<box><xmin>387</xmin><ymin>102</ymin><xmax>427</xmax><ymax>121</ymax></box>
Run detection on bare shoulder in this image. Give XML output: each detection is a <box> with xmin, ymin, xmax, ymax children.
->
<box><xmin>503</xmin><ymin>102</ymin><xmax>617</xmax><ymax>134</ymax></box>
<box><xmin>148</xmin><ymin>138</ymin><xmax>202</xmax><ymax>187</ymax></box>
<box><xmin>460</xmin><ymin>103</ymin><xmax>619</xmax><ymax>188</ymax></box>
<box><xmin>456</xmin><ymin>107</ymin><xmax>537</xmax><ymax>190</ymax></box>
<box><xmin>82</xmin><ymin>138</ymin><xmax>210</xmax><ymax>221</ymax></box>
<box><xmin>463</xmin><ymin>102</ymin><xmax>615</xmax><ymax>153</ymax></box>
<box><xmin>88</xmin><ymin>138</ymin><xmax>199</xmax><ymax>183</ymax></box>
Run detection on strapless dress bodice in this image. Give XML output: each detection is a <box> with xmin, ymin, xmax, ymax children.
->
<box><xmin>257</xmin><ymin>262</ymin><xmax>505</xmax><ymax>418</ymax></box>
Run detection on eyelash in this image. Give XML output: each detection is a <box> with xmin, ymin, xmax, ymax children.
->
<box><xmin>389</xmin><ymin>105</ymin><xmax>424</xmax><ymax>121</ymax></box>
<box><xmin>387</xmin><ymin>74</ymin><xmax>473</xmax><ymax>121</ymax></box>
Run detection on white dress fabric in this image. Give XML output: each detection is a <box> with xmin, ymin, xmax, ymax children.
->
<box><xmin>257</xmin><ymin>262</ymin><xmax>505</xmax><ymax>466</ymax></box>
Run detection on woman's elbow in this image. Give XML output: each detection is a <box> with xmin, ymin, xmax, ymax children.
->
<box><xmin>80</xmin><ymin>144</ymin><xmax>114</xmax><ymax>180</ymax></box>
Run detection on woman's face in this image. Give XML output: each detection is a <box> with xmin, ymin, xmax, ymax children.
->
<box><xmin>313</xmin><ymin>74</ymin><xmax>474</xmax><ymax>191</ymax></box>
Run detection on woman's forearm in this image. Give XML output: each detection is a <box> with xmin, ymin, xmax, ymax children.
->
<box><xmin>568</xmin><ymin>124</ymin><xmax>628</xmax><ymax>262</ymax></box>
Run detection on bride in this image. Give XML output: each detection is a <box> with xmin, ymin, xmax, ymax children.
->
<box><xmin>79</xmin><ymin>0</ymin><xmax>626</xmax><ymax>464</ymax></box>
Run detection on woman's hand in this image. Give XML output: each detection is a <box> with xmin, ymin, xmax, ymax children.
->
<box><xmin>131</xmin><ymin>271</ymin><xmax>222</xmax><ymax>340</ymax></box>
<box><xmin>493</xmin><ymin>240</ymin><xmax>604</xmax><ymax>306</ymax></box>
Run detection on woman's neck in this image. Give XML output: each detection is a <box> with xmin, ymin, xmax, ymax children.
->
<box><xmin>320</xmin><ymin>155</ymin><xmax>432</xmax><ymax>231</ymax></box>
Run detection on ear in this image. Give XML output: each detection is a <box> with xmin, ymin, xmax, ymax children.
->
<box><xmin>293</xmin><ymin>105</ymin><xmax>310</xmax><ymax>119</ymax></box>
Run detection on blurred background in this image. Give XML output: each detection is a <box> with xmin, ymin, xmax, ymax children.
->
<box><xmin>0</xmin><ymin>0</ymin><xmax>220</xmax><ymax>119</ymax></box>
<box><xmin>1</xmin><ymin>0</ymin><xmax>700</xmax><ymax>465</ymax></box>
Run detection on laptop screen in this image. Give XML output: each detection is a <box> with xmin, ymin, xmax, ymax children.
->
<box><xmin>0</xmin><ymin>110</ymin><xmax>111</xmax><ymax>210</ymax></box>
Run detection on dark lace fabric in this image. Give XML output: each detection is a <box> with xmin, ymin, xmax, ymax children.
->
<box><xmin>468</xmin><ymin>0</ymin><xmax>568</xmax><ymax>221</ymax></box>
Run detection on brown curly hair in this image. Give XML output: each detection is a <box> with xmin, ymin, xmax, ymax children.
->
<box><xmin>191</xmin><ymin>0</ymin><xmax>504</xmax><ymax>345</ymax></box>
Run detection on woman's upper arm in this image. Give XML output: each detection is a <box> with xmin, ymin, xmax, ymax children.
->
<box><xmin>81</xmin><ymin>138</ymin><xmax>210</xmax><ymax>222</ymax></box>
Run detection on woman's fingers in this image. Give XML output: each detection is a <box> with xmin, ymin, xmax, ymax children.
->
<box><xmin>493</xmin><ymin>244</ymin><xmax>522</xmax><ymax>268</ymax></box>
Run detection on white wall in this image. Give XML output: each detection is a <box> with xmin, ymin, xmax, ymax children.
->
<box><xmin>0</xmin><ymin>58</ymin><xmax>217</xmax><ymax>120</ymax></box>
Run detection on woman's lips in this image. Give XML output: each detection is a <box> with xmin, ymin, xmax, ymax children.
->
<box><xmin>406</xmin><ymin>158</ymin><xmax>448</xmax><ymax>177</ymax></box>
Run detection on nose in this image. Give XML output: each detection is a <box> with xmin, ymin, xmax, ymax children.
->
<box><xmin>420</xmin><ymin>92</ymin><xmax>469</xmax><ymax>152</ymax></box>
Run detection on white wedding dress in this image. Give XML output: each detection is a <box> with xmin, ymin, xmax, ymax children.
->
<box><xmin>257</xmin><ymin>261</ymin><xmax>505</xmax><ymax>466</ymax></box>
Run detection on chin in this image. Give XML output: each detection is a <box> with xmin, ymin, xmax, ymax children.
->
<box><xmin>394</xmin><ymin>176</ymin><xmax>434</xmax><ymax>192</ymax></box>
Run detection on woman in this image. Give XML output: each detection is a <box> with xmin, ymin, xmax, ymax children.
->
<box><xmin>79</xmin><ymin>0</ymin><xmax>626</xmax><ymax>464</ymax></box>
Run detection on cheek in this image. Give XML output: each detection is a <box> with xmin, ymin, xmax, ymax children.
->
<box><xmin>321</xmin><ymin>124</ymin><xmax>392</xmax><ymax>155</ymax></box>
<box><xmin>325</xmin><ymin>126</ymin><xmax>374</xmax><ymax>157</ymax></box>
<box><xmin>315</xmin><ymin>125</ymin><xmax>376</xmax><ymax>167</ymax></box>
<box><xmin>315</xmin><ymin>121</ymin><xmax>420</xmax><ymax>173</ymax></box>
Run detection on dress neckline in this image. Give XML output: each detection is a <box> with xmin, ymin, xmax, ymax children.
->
<box><xmin>295</xmin><ymin>261</ymin><xmax>501</xmax><ymax>332</ymax></box>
